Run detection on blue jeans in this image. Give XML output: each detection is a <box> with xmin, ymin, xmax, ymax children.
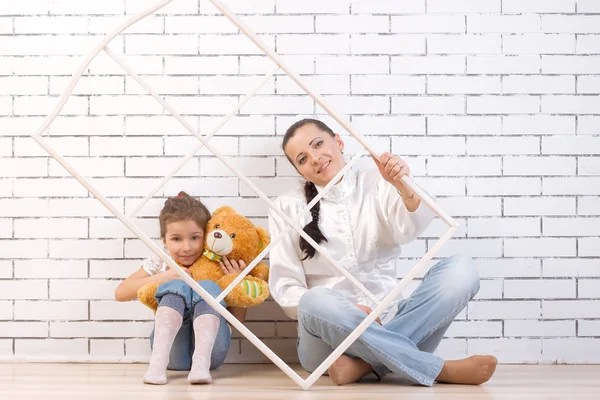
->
<box><xmin>149</xmin><ymin>279</ymin><xmax>231</xmax><ymax>371</ymax></box>
<box><xmin>297</xmin><ymin>255</ymin><xmax>480</xmax><ymax>386</ymax></box>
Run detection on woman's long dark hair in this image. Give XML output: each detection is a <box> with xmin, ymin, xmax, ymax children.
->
<box><xmin>282</xmin><ymin>119</ymin><xmax>335</xmax><ymax>260</ymax></box>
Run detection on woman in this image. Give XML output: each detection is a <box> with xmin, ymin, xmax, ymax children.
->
<box><xmin>268</xmin><ymin>119</ymin><xmax>497</xmax><ymax>386</ymax></box>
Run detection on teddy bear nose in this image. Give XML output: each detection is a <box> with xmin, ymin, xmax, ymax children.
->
<box><xmin>214</xmin><ymin>232</ymin><xmax>222</xmax><ymax>239</ymax></box>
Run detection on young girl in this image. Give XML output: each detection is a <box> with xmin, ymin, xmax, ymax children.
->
<box><xmin>115</xmin><ymin>192</ymin><xmax>246</xmax><ymax>385</ymax></box>
<box><xmin>268</xmin><ymin>119</ymin><xmax>498</xmax><ymax>386</ymax></box>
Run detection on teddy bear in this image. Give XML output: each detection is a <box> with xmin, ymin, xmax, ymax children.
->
<box><xmin>137</xmin><ymin>206</ymin><xmax>270</xmax><ymax>312</ymax></box>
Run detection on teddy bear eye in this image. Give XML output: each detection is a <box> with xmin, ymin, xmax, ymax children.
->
<box><xmin>215</xmin><ymin>224</ymin><xmax>220</xmax><ymax>229</ymax></box>
<box><xmin>230</xmin><ymin>233</ymin><xmax>236</xmax><ymax>239</ymax></box>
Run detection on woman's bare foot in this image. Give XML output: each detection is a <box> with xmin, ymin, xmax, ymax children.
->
<box><xmin>436</xmin><ymin>355</ymin><xmax>498</xmax><ymax>385</ymax></box>
<box><xmin>328</xmin><ymin>355</ymin><xmax>374</xmax><ymax>385</ymax></box>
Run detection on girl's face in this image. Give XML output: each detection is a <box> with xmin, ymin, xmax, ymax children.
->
<box><xmin>162</xmin><ymin>219</ymin><xmax>204</xmax><ymax>267</ymax></box>
<box><xmin>284</xmin><ymin>123</ymin><xmax>346</xmax><ymax>187</ymax></box>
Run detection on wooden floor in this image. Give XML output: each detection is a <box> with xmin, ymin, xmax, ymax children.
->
<box><xmin>0</xmin><ymin>363</ymin><xmax>599</xmax><ymax>399</ymax></box>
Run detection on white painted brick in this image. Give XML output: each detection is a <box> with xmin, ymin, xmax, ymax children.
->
<box><xmin>543</xmin><ymin>95</ymin><xmax>600</xmax><ymax>114</ymax></box>
<box><xmin>243</xmin><ymin>16</ymin><xmax>313</xmax><ymax>34</ymax></box>
<box><xmin>544</xmin><ymin>217</ymin><xmax>600</xmax><ymax>237</ymax></box>
<box><xmin>505</xmin><ymin>279</ymin><xmax>576</xmax><ymax>299</ymax></box>
<box><xmin>15</xmin><ymin>218</ymin><xmax>87</xmax><ymax>239</ymax></box>
<box><xmin>124</xmin><ymin>238</ymin><xmax>165</xmax><ymax>259</ymax></box>
<box><xmin>318</xmin><ymin>15</ymin><xmax>388</xmax><ymax>33</ymax></box>
<box><xmin>49</xmin><ymin>240</ymin><xmax>123</xmax><ymax>260</ymax></box>
<box><xmin>0</xmin><ymin>159</ymin><xmax>47</xmax><ymax>178</ymax></box>
<box><xmin>0</xmin><ymin>35</ymin><xmax>123</xmax><ymax>56</ymax></box>
<box><xmin>429</xmin><ymin>0</ymin><xmax>500</xmax><ymax>12</ymax></box>
<box><xmin>14</xmin><ymin>178</ymin><xmax>88</xmax><ymax>198</ymax></box>
<box><xmin>89</xmin><ymin>218</ymin><xmax>157</xmax><ymax>239</ymax></box>
<box><xmin>467</xmin><ymin>96</ymin><xmax>540</xmax><ymax>114</ymax></box>
<box><xmin>468</xmin><ymin>217</ymin><xmax>540</xmax><ymax>237</ymax></box>
<box><xmin>90</xmin><ymin>260</ymin><xmax>141</xmax><ymax>279</ymax></box>
<box><xmin>200</xmin><ymin>35</ymin><xmax>274</xmax><ymax>55</ymax></box>
<box><xmin>579</xmin><ymin>196</ymin><xmax>600</xmax><ymax>215</ymax></box>
<box><xmin>429</xmin><ymin>76</ymin><xmax>501</xmax><ymax>94</ymax></box>
<box><xmin>351</xmin><ymin>0</ymin><xmax>424</xmax><ymax>14</ymax></box>
<box><xmin>51</xmin><ymin>322</ymin><xmax>153</xmax><ymax>338</ymax></box>
<box><xmin>352</xmin><ymin>116</ymin><xmax>425</xmax><ymax>135</ymax></box>
<box><xmin>505</xmin><ymin>238</ymin><xmax>576</xmax><ymax>257</ymax></box>
<box><xmin>504</xmin><ymin>34</ymin><xmax>575</xmax><ymax>55</ymax></box>
<box><xmin>467</xmin><ymin>55</ymin><xmax>540</xmax><ymax>74</ymax></box>
<box><xmin>579</xmin><ymin>279</ymin><xmax>600</xmax><ymax>299</ymax></box>
<box><xmin>90</xmin><ymin>340</ymin><xmax>124</xmax><ymax>359</ymax></box>
<box><xmin>476</xmin><ymin>279</ymin><xmax>503</xmax><ymax>300</ymax></box>
<box><xmin>433</xmin><ymin>238</ymin><xmax>502</xmax><ymax>258</ymax></box>
<box><xmin>164</xmin><ymin>96</ymin><xmax>239</xmax><ymax>116</ymax></box>
<box><xmin>505</xmin><ymin>320</ymin><xmax>575</xmax><ymax>337</ymax></box>
<box><xmin>125</xmin><ymin>339</ymin><xmax>150</xmax><ymax>359</ymax></box>
<box><xmin>0</xmin><ymin>17</ymin><xmax>10</xmax><ymax>34</ymax></box>
<box><xmin>392</xmin><ymin>55</ymin><xmax>465</xmax><ymax>74</ymax></box>
<box><xmin>392</xmin><ymin>96</ymin><xmax>464</xmax><ymax>114</ymax></box>
<box><xmin>0</xmin><ymin>199</ymin><xmax>48</xmax><ymax>217</ymax></box>
<box><xmin>0</xmin><ymin>301</ymin><xmax>11</xmax><ymax>319</ymax></box>
<box><xmin>578</xmin><ymin>76</ymin><xmax>600</xmax><ymax>94</ymax></box>
<box><xmin>468</xmin><ymin>15</ymin><xmax>540</xmax><ymax>34</ymax></box>
<box><xmin>0</xmin><ymin>0</ymin><xmax>48</xmax><ymax>15</ymax></box>
<box><xmin>0</xmin><ymin>97</ymin><xmax>11</xmax><ymax>115</ymax></box>
<box><xmin>579</xmin><ymin>237</ymin><xmax>600</xmax><ymax>257</ymax></box>
<box><xmin>241</xmin><ymin>55</ymin><xmax>314</xmax><ymax>75</ymax></box>
<box><xmin>50</xmin><ymin>279</ymin><xmax>120</xmax><ymax>300</ymax></box>
<box><xmin>542</xmin><ymin>55</ymin><xmax>600</xmax><ymax>74</ymax></box>
<box><xmin>199</xmin><ymin>116</ymin><xmax>274</xmax><ymax>136</ymax></box>
<box><xmin>468</xmin><ymin>301</ymin><xmax>541</xmax><ymax>319</ymax></box>
<box><xmin>7</xmin><ymin>55</ymin><xmax>82</xmax><ymax>76</ymax></box>
<box><xmin>238</xmin><ymin>338</ymin><xmax>298</xmax><ymax>363</ymax></box>
<box><xmin>14</xmin><ymin>95</ymin><xmax>87</xmax><ymax>116</ymax></box>
<box><xmin>467</xmin><ymin>177</ymin><xmax>541</xmax><ymax>196</ymax></box>
<box><xmin>200</xmin><ymin>157</ymin><xmax>275</xmax><ymax>177</ymax></box>
<box><xmin>128</xmin><ymin>0</ymin><xmax>199</xmax><ymax>14</ymax></box>
<box><xmin>503</xmin><ymin>76</ymin><xmax>575</xmax><ymax>94</ymax></box>
<box><xmin>277</xmin><ymin>75</ymin><xmax>349</xmax><ymax>95</ymax></box>
<box><xmin>0</xmin><ymin>280</ymin><xmax>47</xmax><ymax>300</ymax></box>
<box><xmin>428</xmin><ymin>35</ymin><xmax>501</xmax><ymax>54</ymax></box>
<box><xmin>352</xmin><ymin>75</ymin><xmax>424</xmax><ymax>95</ymax></box>
<box><xmin>478</xmin><ymin>258</ymin><xmax>541</xmax><ymax>279</ymax></box>
<box><xmin>428</xmin><ymin>116</ymin><xmax>501</xmax><ymax>135</ymax></box>
<box><xmin>165</xmin><ymin>16</ymin><xmax>236</xmax><ymax>34</ymax></box>
<box><xmin>428</xmin><ymin>157</ymin><xmax>501</xmax><ymax>176</ymax></box>
<box><xmin>50</xmin><ymin>116</ymin><xmax>124</xmax><ymax>137</ymax></box>
<box><xmin>90</xmin><ymin>96</ymin><xmax>164</xmax><ymax>116</ymax></box>
<box><xmin>579</xmin><ymin>116</ymin><xmax>600</xmax><ymax>135</ymax></box>
<box><xmin>90</xmin><ymin>137</ymin><xmax>162</xmax><ymax>157</ymax></box>
<box><xmin>91</xmin><ymin>301</ymin><xmax>154</xmax><ymax>321</ymax></box>
<box><xmin>579</xmin><ymin>321</ymin><xmax>600</xmax><ymax>336</ymax></box>
<box><xmin>422</xmin><ymin>217</ymin><xmax>467</xmax><ymax>238</ymax></box>
<box><xmin>505</xmin><ymin>197</ymin><xmax>576</xmax><ymax>216</ymax></box>
<box><xmin>433</xmin><ymin>338</ymin><xmax>467</xmax><ymax>360</ymax></box>
<box><xmin>543</xmin><ymin>15</ymin><xmax>600</xmax><ymax>34</ymax></box>
<box><xmin>126</xmin><ymin>35</ymin><xmax>198</xmax><ymax>55</ymax></box>
<box><xmin>51</xmin><ymin>76</ymin><xmax>125</xmax><ymax>95</ymax></box>
<box><xmin>164</xmin><ymin>177</ymin><xmax>238</xmax><ymax>197</ymax></box>
<box><xmin>164</xmin><ymin>56</ymin><xmax>236</xmax><ymax>75</ymax></box>
<box><xmin>0</xmin><ymin>179</ymin><xmax>11</xmax><ymax>198</ymax></box>
<box><xmin>89</xmin><ymin>177</ymin><xmax>165</xmax><ymax>197</ymax></box>
<box><xmin>88</xmin><ymin>55</ymin><xmax>163</xmax><ymax>75</ymax></box>
<box><xmin>241</xmin><ymin>96</ymin><xmax>313</xmax><ymax>115</ymax></box>
<box><xmin>392</xmin><ymin>137</ymin><xmax>465</xmax><ymax>156</ymax></box>
<box><xmin>127</xmin><ymin>76</ymin><xmax>199</xmax><ymax>95</ymax></box>
<box><xmin>0</xmin><ymin>116</ymin><xmax>45</xmax><ymax>136</ymax></box>
<box><xmin>14</xmin><ymin>16</ymin><xmax>87</xmax><ymax>34</ymax></box>
<box><xmin>0</xmin><ymin>219</ymin><xmax>10</xmax><ymax>239</ymax></box>
<box><xmin>277</xmin><ymin>0</ymin><xmax>348</xmax><ymax>13</ymax></box>
<box><xmin>503</xmin><ymin>116</ymin><xmax>575</xmax><ymax>135</ymax></box>
<box><xmin>15</xmin><ymin>260</ymin><xmax>86</xmax><ymax>279</ymax></box>
<box><xmin>125</xmin><ymin>157</ymin><xmax>197</xmax><ymax>177</ymax></box>
<box><xmin>543</xmin><ymin>136</ymin><xmax>600</xmax><ymax>155</ymax></box>
<box><xmin>240</xmin><ymin>177</ymin><xmax>301</xmax><ymax>197</ymax></box>
<box><xmin>445</xmin><ymin>321</ymin><xmax>502</xmax><ymax>338</ymax></box>
<box><xmin>467</xmin><ymin>137</ymin><xmax>540</xmax><ymax>155</ymax></box>
<box><xmin>198</xmin><ymin>75</ymin><xmax>273</xmax><ymax>95</ymax></box>
<box><xmin>404</xmin><ymin>177</ymin><xmax>467</xmax><ymax>196</ymax></box>
<box><xmin>0</xmin><ymin>138</ymin><xmax>11</xmax><ymax>156</ymax></box>
<box><xmin>165</xmin><ymin>136</ymin><xmax>238</xmax><ymax>156</ymax></box>
<box><xmin>544</xmin><ymin>300</ymin><xmax>600</xmax><ymax>318</ymax></box>
<box><xmin>49</xmin><ymin>198</ymin><xmax>122</xmax><ymax>218</ymax></box>
<box><xmin>316</xmin><ymin>95</ymin><xmax>389</xmax><ymax>114</ymax></box>
<box><xmin>0</xmin><ymin>322</ymin><xmax>48</xmax><ymax>338</ymax></box>
<box><xmin>125</xmin><ymin>115</ymin><xmax>197</xmax><ymax>136</ymax></box>
<box><xmin>504</xmin><ymin>156</ymin><xmax>576</xmax><ymax>176</ymax></box>
<box><xmin>351</xmin><ymin>34</ymin><xmax>424</xmax><ymax>55</ymax></box>
<box><xmin>578</xmin><ymin>0</ymin><xmax>600</xmax><ymax>12</ymax></box>
<box><xmin>543</xmin><ymin>177</ymin><xmax>600</xmax><ymax>195</ymax></box>
<box><xmin>0</xmin><ymin>77</ymin><xmax>48</xmax><ymax>95</ymax></box>
<box><xmin>469</xmin><ymin>339</ymin><xmax>541</xmax><ymax>362</ymax></box>
<box><xmin>50</xmin><ymin>157</ymin><xmax>124</xmax><ymax>178</ymax></box>
<box><xmin>544</xmin><ymin>339</ymin><xmax>600</xmax><ymax>363</ymax></box>
<box><xmin>317</xmin><ymin>55</ymin><xmax>388</xmax><ymax>74</ymax></box>
<box><xmin>90</xmin><ymin>16</ymin><xmax>163</xmax><ymax>34</ymax></box>
<box><xmin>49</xmin><ymin>0</ymin><xmax>124</xmax><ymax>14</ymax></box>
<box><xmin>392</xmin><ymin>15</ymin><xmax>463</xmax><ymax>33</ymax></box>
<box><xmin>14</xmin><ymin>301</ymin><xmax>88</xmax><ymax>321</ymax></box>
<box><xmin>504</xmin><ymin>0</ymin><xmax>575</xmax><ymax>13</ymax></box>
<box><xmin>577</xmin><ymin>36</ymin><xmax>600</xmax><ymax>54</ymax></box>
<box><xmin>437</xmin><ymin>196</ymin><xmax>501</xmax><ymax>217</ymax></box>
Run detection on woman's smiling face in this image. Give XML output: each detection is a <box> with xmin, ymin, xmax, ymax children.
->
<box><xmin>283</xmin><ymin>123</ymin><xmax>346</xmax><ymax>187</ymax></box>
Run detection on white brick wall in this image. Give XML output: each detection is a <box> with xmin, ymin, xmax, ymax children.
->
<box><xmin>0</xmin><ymin>0</ymin><xmax>598</xmax><ymax>365</ymax></box>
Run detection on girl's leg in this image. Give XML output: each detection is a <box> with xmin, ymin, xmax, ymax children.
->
<box><xmin>187</xmin><ymin>280</ymin><xmax>231</xmax><ymax>384</ymax></box>
<box><xmin>144</xmin><ymin>280</ymin><xmax>194</xmax><ymax>385</ymax></box>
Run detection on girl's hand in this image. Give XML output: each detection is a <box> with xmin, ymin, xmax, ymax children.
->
<box><xmin>163</xmin><ymin>266</ymin><xmax>191</xmax><ymax>281</ymax></box>
<box><xmin>355</xmin><ymin>304</ymin><xmax>382</xmax><ymax>325</ymax></box>
<box><xmin>219</xmin><ymin>256</ymin><xmax>246</xmax><ymax>275</ymax></box>
<box><xmin>372</xmin><ymin>152</ymin><xmax>410</xmax><ymax>186</ymax></box>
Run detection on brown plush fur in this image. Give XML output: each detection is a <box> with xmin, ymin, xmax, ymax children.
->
<box><xmin>137</xmin><ymin>206</ymin><xmax>271</xmax><ymax>312</ymax></box>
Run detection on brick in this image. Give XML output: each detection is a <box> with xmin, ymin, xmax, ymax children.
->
<box><xmin>53</xmin><ymin>75</ymin><xmax>125</xmax><ymax>96</ymax></box>
<box><xmin>393</xmin><ymin>15</ymin><xmax>464</xmax><ymax>33</ymax></box>
<box><xmin>318</xmin><ymin>15</ymin><xmax>389</xmax><ymax>33</ymax></box>
<box><xmin>90</xmin><ymin>340</ymin><xmax>124</xmax><ymax>359</ymax></box>
<box><xmin>437</xmin><ymin>196</ymin><xmax>501</xmax><ymax>217</ymax></box>
<box><xmin>503</xmin><ymin>116</ymin><xmax>575</xmax><ymax>135</ymax></box>
<box><xmin>505</xmin><ymin>238</ymin><xmax>576</xmax><ymax>257</ymax></box>
<box><xmin>467</xmin><ymin>137</ymin><xmax>540</xmax><ymax>155</ymax></box>
<box><xmin>164</xmin><ymin>178</ymin><xmax>238</xmax><ymax>197</ymax></box>
<box><xmin>468</xmin><ymin>217</ymin><xmax>540</xmax><ymax>237</ymax></box>
<box><xmin>469</xmin><ymin>339</ymin><xmax>541</xmax><ymax>362</ymax></box>
<box><xmin>429</xmin><ymin>116</ymin><xmax>500</xmax><ymax>135</ymax></box>
<box><xmin>428</xmin><ymin>35</ymin><xmax>501</xmax><ymax>54</ymax></box>
<box><xmin>544</xmin><ymin>217</ymin><xmax>600</xmax><ymax>236</ymax></box>
<box><xmin>14</xmin><ymin>178</ymin><xmax>89</xmax><ymax>197</ymax></box>
<box><xmin>14</xmin><ymin>301</ymin><xmax>88</xmax><ymax>321</ymax></box>
<box><xmin>50</xmin><ymin>116</ymin><xmax>124</xmax><ymax>136</ymax></box>
<box><xmin>579</xmin><ymin>196</ymin><xmax>600</xmax><ymax>215</ymax></box>
<box><xmin>352</xmin><ymin>116</ymin><xmax>425</xmax><ymax>135</ymax></box>
<box><xmin>444</xmin><ymin>321</ymin><xmax>502</xmax><ymax>338</ymax></box>
<box><xmin>277</xmin><ymin>0</ymin><xmax>347</xmax><ymax>13</ymax></box>
<box><xmin>503</xmin><ymin>76</ymin><xmax>575</xmax><ymax>94</ymax></box>
<box><xmin>90</xmin><ymin>16</ymin><xmax>163</xmax><ymax>34</ymax></box>
<box><xmin>50</xmin><ymin>158</ymin><xmax>124</xmax><ymax>178</ymax></box>
<box><xmin>392</xmin><ymin>56</ymin><xmax>465</xmax><ymax>74</ymax></box>
<box><xmin>125</xmin><ymin>157</ymin><xmax>197</xmax><ymax>178</ymax></box>
<box><xmin>50</xmin><ymin>279</ymin><xmax>120</xmax><ymax>300</ymax></box>
<box><xmin>505</xmin><ymin>320</ymin><xmax>575</xmax><ymax>337</ymax></box>
<box><xmin>577</xmin><ymin>36</ymin><xmax>600</xmax><ymax>54</ymax></box>
<box><xmin>15</xmin><ymin>218</ymin><xmax>87</xmax><ymax>239</ymax></box>
<box><xmin>0</xmin><ymin>35</ymin><xmax>123</xmax><ymax>56</ymax></box>
<box><xmin>543</xmin><ymin>258</ymin><xmax>600</xmax><ymax>278</ymax></box>
<box><xmin>580</xmin><ymin>238</ymin><xmax>600</xmax><ymax>256</ymax></box>
<box><xmin>542</xmin><ymin>56</ymin><xmax>600</xmax><ymax>74</ymax></box>
<box><xmin>429</xmin><ymin>76</ymin><xmax>501</xmax><ymax>94</ymax></box>
<box><xmin>352</xmin><ymin>75</ymin><xmax>424</xmax><ymax>95</ymax></box>
<box><xmin>127</xmin><ymin>76</ymin><xmax>199</xmax><ymax>95</ymax></box>
<box><xmin>477</xmin><ymin>258</ymin><xmax>541</xmax><ymax>279</ymax></box>
<box><xmin>504</xmin><ymin>34</ymin><xmax>575</xmax><ymax>55</ymax></box>
<box><xmin>126</xmin><ymin>35</ymin><xmax>198</xmax><ymax>55</ymax></box>
<box><xmin>200</xmin><ymin>157</ymin><xmax>275</xmax><ymax>177</ymax></box>
<box><xmin>0</xmin><ymin>77</ymin><xmax>48</xmax><ymax>95</ymax></box>
<box><xmin>49</xmin><ymin>240</ymin><xmax>123</xmax><ymax>260</ymax></box>
<box><xmin>15</xmin><ymin>260</ymin><xmax>87</xmax><ymax>279</ymax></box>
<box><xmin>542</xmin><ymin>95</ymin><xmax>600</xmax><ymax>114</ymax></box>
<box><xmin>467</xmin><ymin>177</ymin><xmax>541</xmax><ymax>196</ymax></box>
<box><xmin>48</xmin><ymin>198</ymin><xmax>122</xmax><ymax>218</ymax></box>
<box><xmin>392</xmin><ymin>96</ymin><xmax>464</xmax><ymax>114</ymax></box>
<box><xmin>200</xmin><ymin>35</ymin><xmax>275</xmax><ymax>55</ymax></box>
<box><xmin>241</xmin><ymin>96</ymin><xmax>313</xmax><ymax>115</ymax></box>
<box><xmin>351</xmin><ymin>34</ymin><xmax>424</xmax><ymax>55</ymax></box>
<box><xmin>468</xmin><ymin>15</ymin><xmax>540</xmax><ymax>33</ymax></box>
<box><xmin>468</xmin><ymin>301</ymin><xmax>540</xmax><ymax>319</ymax></box>
<box><xmin>0</xmin><ymin>158</ymin><xmax>47</xmax><ymax>177</ymax></box>
<box><xmin>544</xmin><ymin>339</ymin><xmax>600</xmax><ymax>363</ymax></box>
<box><xmin>351</xmin><ymin>0</ymin><xmax>425</xmax><ymax>14</ymax></box>
<box><xmin>505</xmin><ymin>279</ymin><xmax>576</xmax><ymax>299</ymax></box>
<box><xmin>544</xmin><ymin>300</ymin><xmax>600</xmax><ymax>318</ymax></box>
<box><xmin>392</xmin><ymin>137</ymin><xmax>465</xmax><ymax>156</ymax></box>
<box><xmin>49</xmin><ymin>0</ymin><xmax>124</xmax><ymax>14</ymax></box>
<box><xmin>503</xmin><ymin>156</ymin><xmax>576</xmax><ymax>176</ymax></box>
<box><xmin>14</xmin><ymin>95</ymin><xmax>87</xmax><ymax>116</ymax></box>
<box><xmin>504</xmin><ymin>0</ymin><xmax>575</xmax><ymax>13</ymax></box>
<box><xmin>14</xmin><ymin>16</ymin><xmax>87</xmax><ymax>34</ymax></box>
<box><xmin>51</xmin><ymin>321</ymin><xmax>153</xmax><ymax>338</ymax></box>
<box><xmin>90</xmin><ymin>301</ymin><xmax>154</xmax><ymax>321</ymax></box>
<box><xmin>244</xmin><ymin>16</ymin><xmax>313</xmax><ymax>33</ymax></box>
<box><xmin>0</xmin><ymin>2</ymin><xmax>47</xmax><ymax>16</ymax></box>
<box><xmin>277</xmin><ymin>75</ymin><xmax>349</xmax><ymax>95</ymax></box>
<box><xmin>0</xmin><ymin>280</ymin><xmax>47</xmax><ymax>300</ymax></box>
<box><xmin>89</xmin><ymin>96</ymin><xmax>164</xmax><ymax>116</ymax></box>
<box><xmin>504</xmin><ymin>197</ymin><xmax>576</xmax><ymax>216</ymax></box>
<box><xmin>0</xmin><ymin>322</ymin><xmax>48</xmax><ymax>338</ymax></box>
<box><xmin>543</xmin><ymin>15</ymin><xmax>600</xmax><ymax>34</ymax></box>
<box><xmin>543</xmin><ymin>136</ymin><xmax>600</xmax><ymax>155</ymax></box>
<box><xmin>89</xmin><ymin>260</ymin><xmax>141</xmax><ymax>279</ymax></box>
<box><xmin>428</xmin><ymin>157</ymin><xmax>501</xmax><ymax>176</ymax></box>
<box><xmin>579</xmin><ymin>116</ymin><xmax>600</xmax><ymax>135</ymax></box>
<box><xmin>165</xmin><ymin>137</ymin><xmax>238</xmax><ymax>156</ymax></box>
<box><xmin>467</xmin><ymin>96</ymin><xmax>539</xmax><ymax>114</ymax></box>
<box><xmin>468</xmin><ymin>55</ymin><xmax>540</xmax><ymax>74</ymax></box>
<box><xmin>543</xmin><ymin>177</ymin><xmax>600</xmax><ymax>195</ymax></box>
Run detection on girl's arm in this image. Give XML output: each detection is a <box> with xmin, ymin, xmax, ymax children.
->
<box><xmin>114</xmin><ymin>267</ymin><xmax>189</xmax><ymax>302</ymax></box>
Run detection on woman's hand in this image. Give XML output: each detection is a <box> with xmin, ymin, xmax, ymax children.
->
<box><xmin>219</xmin><ymin>256</ymin><xmax>246</xmax><ymax>275</ymax></box>
<box><xmin>162</xmin><ymin>266</ymin><xmax>191</xmax><ymax>282</ymax></box>
<box><xmin>355</xmin><ymin>304</ymin><xmax>382</xmax><ymax>325</ymax></box>
<box><xmin>372</xmin><ymin>152</ymin><xmax>410</xmax><ymax>187</ymax></box>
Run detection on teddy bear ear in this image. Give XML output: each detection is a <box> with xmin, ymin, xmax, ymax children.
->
<box><xmin>256</xmin><ymin>226</ymin><xmax>271</xmax><ymax>249</ymax></box>
<box><xmin>213</xmin><ymin>206</ymin><xmax>236</xmax><ymax>215</ymax></box>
